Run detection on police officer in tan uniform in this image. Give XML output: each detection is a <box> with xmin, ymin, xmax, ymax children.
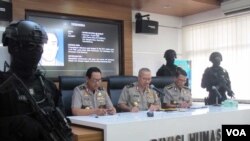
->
<box><xmin>71</xmin><ymin>67</ymin><xmax>116</xmax><ymax>116</ymax></box>
<box><xmin>163</xmin><ymin>67</ymin><xmax>192</xmax><ymax>108</ymax></box>
<box><xmin>118</xmin><ymin>68</ymin><xmax>161</xmax><ymax>112</ymax></box>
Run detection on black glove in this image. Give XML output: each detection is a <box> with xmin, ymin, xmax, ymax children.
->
<box><xmin>227</xmin><ymin>90</ymin><xmax>234</xmax><ymax>97</ymax></box>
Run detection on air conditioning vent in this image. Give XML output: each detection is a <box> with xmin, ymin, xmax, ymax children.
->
<box><xmin>221</xmin><ymin>0</ymin><xmax>250</xmax><ymax>15</ymax></box>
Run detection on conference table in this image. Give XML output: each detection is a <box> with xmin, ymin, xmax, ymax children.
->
<box><xmin>69</xmin><ymin>104</ymin><xmax>250</xmax><ymax>141</ymax></box>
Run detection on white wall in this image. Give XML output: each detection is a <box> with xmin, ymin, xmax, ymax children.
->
<box><xmin>132</xmin><ymin>11</ymin><xmax>182</xmax><ymax>76</ymax></box>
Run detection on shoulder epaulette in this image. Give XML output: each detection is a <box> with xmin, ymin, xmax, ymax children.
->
<box><xmin>98</xmin><ymin>87</ymin><xmax>104</xmax><ymax>91</ymax></box>
<box><xmin>126</xmin><ymin>83</ymin><xmax>134</xmax><ymax>88</ymax></box>
<box><xmin>183</xmin><ymin>86</ymin><xmax>190</xmax><ymax>90</ymax></box>
<box><xmin>78</xmin><ymin>85</ymin><xmax>86</xmax><ymax>90</ymax></box>
<box><xmin>166</xmin><ymin>83</ymin><xmax>174</xmax><ymax>89</ymax></box>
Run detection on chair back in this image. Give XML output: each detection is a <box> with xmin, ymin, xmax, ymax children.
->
<box><xmin>151</xmin><ymin>76</ymin><xmax>175</xmax><ymax>90</ymax></box>
<box><xmin>58</xmin><ymin>76</ymin><xmax>86</xmax><ymax>116</ymax></box>
<box><xmin>106</xmin><ymin>75</ymin><xmax>137</xmax><ymax>112</ymax></box>
<box><xmin>151</xmin><ymin>76</ymin><xmax>175</xmax><ymax>103</ymax></box>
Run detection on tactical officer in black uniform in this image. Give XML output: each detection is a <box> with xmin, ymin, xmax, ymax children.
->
<box><xmin>201</xmin><ymin>52</ymin><xmax>234</xmax><ymax>105</ymax></box>
<box><xmin>156</xmin><ymin>49</ymin><xmax>179</xmax><ymax>77</ymax></box>
<box><xmin>0</xmin><ymin>20</ymin><xmax>72</xmax><ymax>141</ymax></box>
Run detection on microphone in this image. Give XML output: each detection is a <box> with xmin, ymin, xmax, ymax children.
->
<box><xmin>212</xmin><ymin>86</ymin><xmax>222</xmax><ymax>99</ymax></box>
<box><xmin>150</xmin><ymin>84</ymin><xmax>165</xmax><ymax>97</ymax></box>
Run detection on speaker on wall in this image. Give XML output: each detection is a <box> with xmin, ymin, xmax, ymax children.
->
<box><xmin>0</xmin><ymin>1</ymin><xmax>12</xmax><ymax>21</ymax></box>
<box><xmin>136</xmin><ymin>19</ymin><xmax>159</xmax><ymax>34</ymax></box>
<box><xmin>135</xmin><ymin>13</ymin><xmax>159</xmax><ymax>34</ymax></box>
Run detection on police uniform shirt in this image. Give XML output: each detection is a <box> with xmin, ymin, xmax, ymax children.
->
<box><xmin>71</xmin><ymin>83</ymin><xmax>113</xmax><ymax>109</ymax></box>
<box><xmin>118</xmin><ymin>82</ymin><xmax>161</xmax><ymax>111</ymax></box>
<box><xmin>163</xmin><ymin>83</ymin><xmax>192</xmax><ymax>105</ymax></box>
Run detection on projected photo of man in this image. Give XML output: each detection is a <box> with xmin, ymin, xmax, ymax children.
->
<box><xmin>40</xmin><ymin>31</ymin><xmax>64</xmax><ymax>66</ymax></box>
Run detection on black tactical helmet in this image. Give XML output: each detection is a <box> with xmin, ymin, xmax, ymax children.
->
<box><xmin>209</xmin><ymin>52</ymin><xmax>222</xmax><ymax>62</ymax></box>
<box><xmin>164</xmin><ymin>49</ymin><xmax>176</xmax><ymax>59</ymax></box>
<box><xmin>2</xmin><ymin>20</ymin><xmax>48</xmax><ymax>47</ymax></box>
<box><xmin>2</xmin><ymin>20</ymin><xmax>48</xmax><ymax>79</ymax></box>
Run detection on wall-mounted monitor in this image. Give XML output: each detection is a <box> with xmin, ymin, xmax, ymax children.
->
<box><xmin>26</xmin><ymin>11</ymin><xmax>123</xmax><ymax>79</ymax></box>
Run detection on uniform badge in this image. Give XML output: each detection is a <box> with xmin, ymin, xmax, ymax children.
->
<box><xmin>171</xmin><ymin>100</ymin><xmax>177</xmax><ymax>105</ymax></box>
<box><xmin>97</xmin><ymin>92</ymin><xmax>105</xmax><ymax>106</ymax></box>
<box><xmin>83</xmin><ymin>92</ymin><xmax>88</xmax><ymax>96</ymax></box>
<box><xmin>147</xmin><ymin>90</ymin><xmax>154</xmax><ymax>98</ymax></box>
<box><xmin>98</xmin><ymin>92</ymin><xmax>102</xmax><ymax>97</ymax></box>
<box><xmin>133</xmin><ymin>101</ymin><xmax>139</xmax><ymax>107</ymax></box>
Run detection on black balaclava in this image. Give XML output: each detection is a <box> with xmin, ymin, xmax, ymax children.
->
<box><xmin>209</xmin><ymin>52</ymin><xmax>222</xmax><ymax>67</ymax></box>
<box><xmin>2</xmin><ymin>20</ymin><xmax>48</xmax><ymax>79</ymax></box>
<box><xmin>164</xmin><ymin>49</ymin><xmax>177</xmax><ymax>66</ymax></box>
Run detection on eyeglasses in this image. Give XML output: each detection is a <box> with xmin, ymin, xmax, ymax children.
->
<box><xmin>90</xmin><ymin>78</ymin><xmax>102</xmax><ymax>83</ymax></box>
<box><xmin>177</xmin><ymin>78</ymin><xmax>187</xmax><ymax>82</ymax></box>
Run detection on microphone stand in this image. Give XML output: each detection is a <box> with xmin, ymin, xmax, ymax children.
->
<box><xmin>150</xmin><ymin>84</ymin><xmax>165</xmax><ymax>104</ymax></box>
<box><xmin>212</xmin><ymin>86</ymin><xmax>221</xmax><ymax>106</ymax></box>
<box><xmin>215</xmin><ymin>96</ymin><xmax>220</xmax><ymax>106</ymax></box>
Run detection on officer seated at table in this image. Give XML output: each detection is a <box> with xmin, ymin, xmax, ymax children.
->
<box><xmin>71</xmin><ymin>67</ymin><xmax>116</xmax><ymax>116</ymax></box>
<box><xmin>162</xmin><ymin>67</ymin><xmax>192</xmax><ymax>109</ymax></box>
<box><xmin>118</xmin><ymin>68</ymin><xmax>161</xmax><ymax>112</ymax></box>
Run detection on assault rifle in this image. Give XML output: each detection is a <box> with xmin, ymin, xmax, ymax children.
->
<box><xmin>0</xmin><ymin>74</ymin><xmax>72</xmax><ymax>141</ymax></box>
<box><xmin>213</xmin><ymin>71</ymin><xmax>234</xmax><ymax>98</ymax></box>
